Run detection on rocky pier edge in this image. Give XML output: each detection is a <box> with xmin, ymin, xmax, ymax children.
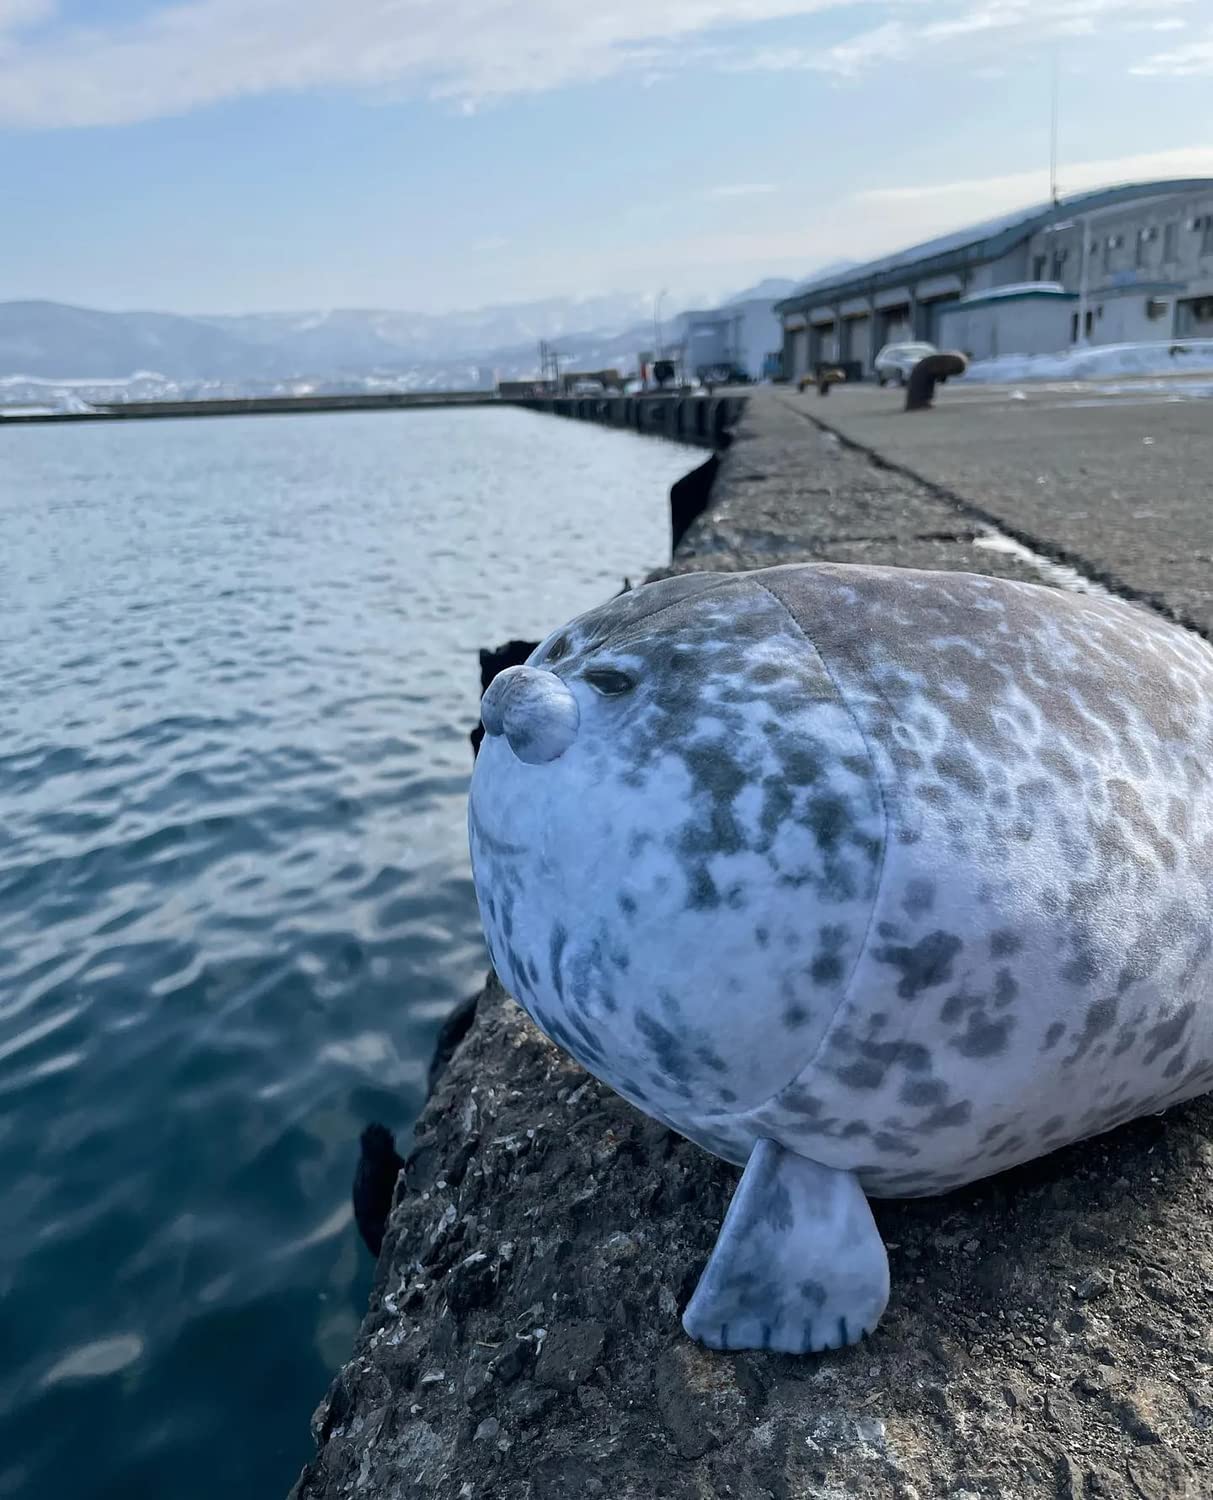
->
<box><xmin>291</xmin><ymin>387</ymin><xmax>1213</xmax><ymax>1500</ymax></box>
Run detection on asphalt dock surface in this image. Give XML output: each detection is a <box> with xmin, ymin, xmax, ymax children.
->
<box><xmin>779</xmin><ymin>378</ymin><xmax>1213</xmax><ymax>632</ymax></box>
<box><xmin>292</xmin><ymin>382</ymin><xmax>1213</xmax><ymax>1500</ymax></box>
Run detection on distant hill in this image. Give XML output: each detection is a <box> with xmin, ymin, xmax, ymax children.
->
<box><xmin>722</xmin><ymin>263</ymin><xmax>860</xmax><ymax>306</ymax></box>
<box><xmin>0</xmin><ymin>294</ymin><xmax>673</xmax><ymax>384</ymax></box>
<box><xmin>722</xmin><ymin>277</ymin><xmax>799</xmax><ymax>305</ymax></box>
<box><xmin>0</xmin><ymin>300</ymin><xmax>280</xmax><ymax>382</ymax></box>
<box><xmin>0</xmin><ymin>273</ymin><xmax>855</xmax><ymax>399</ymax></box>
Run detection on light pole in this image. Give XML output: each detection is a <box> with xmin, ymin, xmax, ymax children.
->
<box><xmin>1075</xmin><ymin>217</ymin><xmax>1091</xmax><ymax>347</ymax></box>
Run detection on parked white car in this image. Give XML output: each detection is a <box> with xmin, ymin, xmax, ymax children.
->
<box><xmin>874</xmin><ymin>341</ymin><xmax>937</xmax><ymax>386</ymax></box>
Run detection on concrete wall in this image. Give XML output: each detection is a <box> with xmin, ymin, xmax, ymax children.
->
<box><xmin>1024</xmin><ymin>188</ymin><xmax>1213</xmax><ymax>308</ymax></box>
<box><xmin>683</xmin><ymin>315</ymin><xmax>734</xmax><ymax>371</ymax></box>
<box><xmin>734</xmin><ymin>300</ymin><xmax>784</xmax><ymax>379</ymax></box>
<box><xmin>968</xmin><ymin>244</ymin><xmax>1031</xmax><ymax>292</ymax></box>
<box><xmin>681</xmin><ymin>300</ymin><xmax>783</xmax><ymax>380</ymax></box>
<box><xmin>1088</xmin><ymin>290</ymin><xmax>1176</xmax><ymax>344</ymax></box>
<box><xmin>937</xmin><ymin>294</ymin><xmax>1075</xmax><ymax>361</ymax></box>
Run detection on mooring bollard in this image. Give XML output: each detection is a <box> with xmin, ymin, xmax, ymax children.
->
<box><xmin>816</xmin><ymin>367</ymin><xmax>846</xmax><ymax>397</ymax></box>
<box><xmin>905</xmin><ymin>351</ymin><xmax>968</xmax><ymax>412</ymax></box>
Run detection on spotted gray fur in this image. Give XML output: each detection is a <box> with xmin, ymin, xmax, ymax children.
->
<box><xmin>469</xmin><ymin>562</ymin><xmax>1213</xmax><ymax>1201</ymax></box>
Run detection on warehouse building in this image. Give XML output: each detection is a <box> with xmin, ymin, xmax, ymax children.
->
<box><xmin>776</xmin><ymin>178</ymin><xmax>1213</xmax><ymax>378</ymax></box>
<box><xmin>676</xmin><ymin>297</ymin><xmax>783</xmax><ymax>382</ymax></box>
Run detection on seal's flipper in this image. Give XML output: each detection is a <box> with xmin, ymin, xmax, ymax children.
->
<box><xmin>682</xmin><ymin>1139</ymin><xmax>889</xmax><ymax>1354</ymax></box>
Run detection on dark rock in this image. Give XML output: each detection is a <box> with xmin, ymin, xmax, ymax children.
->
<box><xmin>478</xmin><ymin>640</ymin><xmax>539</xmax><ymax>695</ymax></box>
<box><xmin>487</xmin><ymin>1338</ymin><xmax>531</xmax><ymax>1385</ymax></box>
<box><xmin>471</xmin><ymin>641</ymin><xmax>540</xmax><ymax>760</ymax></box>
<box><xmin>1053</xmin><ymin>1451</ymin><xmax>1080</xmax><ymax>1499</ymax></box>
<box><xmin>427</xmin><ymin>991</ymin><xmax>480</xmax><ymax>1097</ymax></box>
<box><xmin>508</xmin><ymin>1380</ymin><xmax>558</xmax><ymax>1428</ymax></box>
<box><xmin>533</xmin><ymin>1322</ymin><xmax>607</xmax><ymax>1393</ymax></box>
<box><xmin>351</xmin><ymin>1123</ymin><xmax>404</xmax><ymax>1259</ymax></box>
<box><xmin>1075</xmin><ymin>1270</ymin><xmax>1114</xmax><ymax>1302</ymax></box>
<box><xmin>670</xmin><ymin>452</ymin><xmax>721</xmax><ymax>551</ymax></box>
<box><xmin>1107</xmin><ymin>1392</ymin><xmax>1163</xmax><ymax>1445</ymax></box>
<box><xmin>654</xmin><ymin>1344</ymin><xmax>751</xmax><ymax>1460</ymax></box>
<box><xmin>1125</xmin><ymin>1450</ymin><xmax>1199</xmax><ymax>1498</ymax></box>
<box><xmin>445</xmin><ymin>1251</ymin><xmax>498</xmax><ymax>1316</ymax></box>
<box><xmin>462</xmin><ymin>1360</ymin><xmax>494</xmax><ymax>1413</ymax></box>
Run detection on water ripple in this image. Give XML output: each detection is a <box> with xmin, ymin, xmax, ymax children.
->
<box><xmin>0</xmin><ymin>406</ymin><xmax>693</xmax><ymax>1500</ymax></box>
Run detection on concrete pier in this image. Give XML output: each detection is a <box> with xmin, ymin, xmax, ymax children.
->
<box><xmin>292</xmin><ymin>384</ymin><xmax>1213</xmax><ymax>1500</ymax></box>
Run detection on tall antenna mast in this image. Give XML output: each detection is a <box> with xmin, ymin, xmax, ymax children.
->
<box><xmin>1049</xmin><ymin>52</ymin><xmax>1060</xmax><ymax>204</ymax></box>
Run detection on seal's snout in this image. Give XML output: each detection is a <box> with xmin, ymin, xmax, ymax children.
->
<box><xmin>480</xmin><ymin>666</ymin><xmax>580</xmax><ymax>765</ymax></box>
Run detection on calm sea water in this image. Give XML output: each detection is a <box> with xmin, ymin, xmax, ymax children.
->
<box><xmin>0</xmin><ymin>407</ymin><xmax>692</xmax><ymax>1499</ymax></box>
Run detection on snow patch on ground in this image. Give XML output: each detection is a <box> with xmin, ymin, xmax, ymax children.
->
<box><xmin>962</xmin><ymin>339</ymin><xmax>1213</xmax><ymax>384</ymax></box>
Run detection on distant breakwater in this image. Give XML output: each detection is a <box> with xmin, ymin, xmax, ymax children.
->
<box><xmin>0</xmin><ymin>388</ymin><xmax>749</xmax><ymax>433</ymax></box>
<box><xmin>0</xmin><ymin>390</ymin><xmax>500</xmax><ymax>425</ymax></box>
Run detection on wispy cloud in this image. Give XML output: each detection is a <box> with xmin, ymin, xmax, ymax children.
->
<box><xmin>0</xmin><ymin>0</ymin><xmax>53</xmax><ymax>24</ymax></box>
<box><xmin>730</xmin><ymin>0</ymin><xmax>1192</xmax><ymax>77</ymax></box>
<box><xmin>0</xmin><ymin>0</ymin><xmax>1195</xmax><ymax>129</ymax></box>
<box><xmin>1133</xmin><ymin>25</ymin><xmax>1213</xmax><ymax>70</ymax></box>
<box><xmin>858</xmin><ymin>144</ymin><xmax>1213</xmax><ymax>207</ymax></box>
<box><xmin>705</xmin><ymin>182</ymin><xmax>778</xmax><ymax>198</ymax></box>
<box><xmin>0</xmin><ymin>0</ymin><xmax>861</xmax><ymax>129</ymax></box>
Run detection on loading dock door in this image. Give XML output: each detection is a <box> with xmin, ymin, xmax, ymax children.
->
<box><xmin>840</xmin><ymin>315</ymin><xmax>870</xmax><ymax>366</ymax></box>
<box><xmin>787</xmin><ymin>328</ymin><xmax>808</xmax><ymax>379</ymax></box>
<box><xmin>924</xmin><ymin>295</ymin><xmax>961</xmax><ymax>343</ymax></box>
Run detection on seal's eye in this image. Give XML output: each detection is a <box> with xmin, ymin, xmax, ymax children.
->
<box><xmin>583</xmin><ymin>668</ymin><xmax>636</xmax><ymax>697</ymax></box>
<box><xmin>543</xmin><ymin>634</ymin><xmax>571</xmax><ymax>664</ymax></box>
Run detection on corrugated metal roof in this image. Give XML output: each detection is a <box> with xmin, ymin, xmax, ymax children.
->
<box><xmin>775</xmin><ymin>179</ymin><xmax>1213</xmax><ymax>315</ymax></box>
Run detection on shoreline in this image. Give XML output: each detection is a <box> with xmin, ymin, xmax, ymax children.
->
<box><xmin>291</xmin><ymin>387</ymin><xmax>1213</xmax><ymax>1500</ymax></box>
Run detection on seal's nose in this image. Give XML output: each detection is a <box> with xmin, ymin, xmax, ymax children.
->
<box><xmin>480</xmin><ymin>666</ymin><xmax>580</xmax><ymax>765</ymax></box>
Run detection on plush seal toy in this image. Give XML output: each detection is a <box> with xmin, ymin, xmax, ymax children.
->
<box><xmin>468</xmin><ymin>563</ymin><xmax>1213</xmax><ymax>1354</ymax></box>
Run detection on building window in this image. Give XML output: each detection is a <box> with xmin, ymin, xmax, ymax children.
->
<box><xmin>1050</xmin><ymin>248</ymin><xmax>1068</xmax><ymax>281</ymax></box>
<box><xmin>1033</xmin><ymin>254</ymin><xmax>1047</xmax><ymax>281</ymax></box>
<box><xmin>1163</xmin><ymin>222</ymin><xmax>1178</xmax><ymax>262</ymax></box>
<box><xmin>1136</xmin><ymin>229</ymin><xmax>1152</xmax><ymax>268</ymax></box>
<box><xmin>1203</xmin><ymin>217</ymin><xmax>1213</xmax><ymax>256</ymax></box>
<box><xmin>1146</xmin><ymin>297</ymin><xmax>1170</xmax><ymax>320</ymax></box>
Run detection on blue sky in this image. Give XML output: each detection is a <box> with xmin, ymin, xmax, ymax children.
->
<box><xmin>1</xmin><ymin>0</ymin><xmax>1211</xmax><ymax>313</ymax></box>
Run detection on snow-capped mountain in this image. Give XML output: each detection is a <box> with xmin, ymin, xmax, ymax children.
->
<box><xmin>0</xmin><ymin>275</ymin><xmax>833</xmax><ymax>400</ymax></box>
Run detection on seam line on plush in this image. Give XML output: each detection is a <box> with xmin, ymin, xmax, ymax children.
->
<box><xmin>746</xmin><ymin>575</ymin><xmax>894</xmax><ymax>1099</ymax></box>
